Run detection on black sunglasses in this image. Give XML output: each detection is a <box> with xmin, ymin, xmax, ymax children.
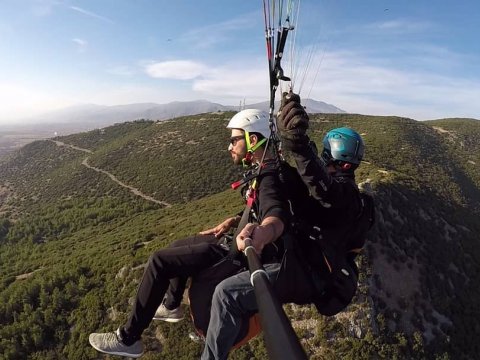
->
<box><xmin>229</xmin><ymin>135</ymin><xmax>245</xmax><ymax>145</ymax></box>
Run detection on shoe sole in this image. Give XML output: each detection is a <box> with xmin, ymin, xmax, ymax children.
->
<box><xmin>90</xmin><ymin>344</ymin><xmax>143</xmax><ymax>359</ymax></box>
<box><xmin>152</xmin><ymin>316</ymin><xmax>185</xmax><ymax>323</ymax></box>
<box><xmin>90</xmin><ymin>342</ymin><xmax>143</xmax><ymax>358</ymax></box>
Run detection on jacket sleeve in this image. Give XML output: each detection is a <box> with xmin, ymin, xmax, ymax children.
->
<box><xmin>256</xmin><ymin>166</ymin><xmax>290</xmax><ymax>228</ymax></box>
<box><xmin>288</xmin><ymin>138</ymin><xmax>355</xmax><ymax>210</ymax></box>
<box><xmin>289</xmin><ymin>139</ymin><xmax>333</xmax><ymax>201</ymax></box>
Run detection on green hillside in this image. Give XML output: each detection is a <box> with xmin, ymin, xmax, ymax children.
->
<box><xmin>0</xmin><ymin>113</ymin><xmax>479</xmax><ymax>359</ymax></box>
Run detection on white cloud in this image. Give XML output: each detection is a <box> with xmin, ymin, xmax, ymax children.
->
<box><xmin>70</xmin><ymin>6</ymin><xmax>114</xmax><ymax>24</ymax></box>
<box><xmin>144</xmin><ymin>60</ymin><xmax>208</xmax><ymax>80</ymax></box>
<box><xmin>193</xmin><ymin>66</ymin><xmax>268</xmax><ymax>103</ymax></box>
<box><xmin>72</xmin><ymin>38</ymin><xmax>88</xmax><ymax>53</ymax></box>
<box><xmin>143</xmin><ymin>57</ymin><xmax>269</xmax><ymax>103</ymax></box>
<box><xmin>305</xmin><ymin>50</ymin><xmax>480</xmax><ymax>120</ymax></box>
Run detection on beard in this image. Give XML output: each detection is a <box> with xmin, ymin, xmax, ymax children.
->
<box><xmin>232</xmin><ymin>155</ymin><xmax>243</xmax><ymax>166</ymax></box>
<box><xmin>231</xmin><ymin>150</ymin><xmax>246</xmax><ymax>166</ymax></box>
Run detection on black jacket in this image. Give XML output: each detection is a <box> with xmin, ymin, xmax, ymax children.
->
<box><xmin>274</xmin><ymin>140</ymin><xmax>366</xmax><ymax>313</ymax></box>
<box><xmin>281</xmin><ymin>139</ymin><xmax>363</xmax><ymax>255</ymax></box>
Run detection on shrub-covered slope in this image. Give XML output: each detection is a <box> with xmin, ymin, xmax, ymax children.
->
<box><xmin>0</xmin><ymin>113</ymin><xmax>479</xmax><ymax>359</ymax></box>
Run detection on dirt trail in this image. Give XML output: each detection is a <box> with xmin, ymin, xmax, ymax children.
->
<box><xmin>51</xmin><ymin>140</ymin><xmax>92</xmax><ymax>154</ymax></box>
<box><xmin>50</xmin><ymin>140</ymin><xmax>171</xmax><ymax>207</ymax></box>
<box><xmin>16</xmin><ymin>267</ymin><xmax>45</xmax><ymax>280</ymax></box>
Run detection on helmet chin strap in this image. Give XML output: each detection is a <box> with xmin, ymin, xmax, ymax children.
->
<box><xmin>242</xmin><ymin>152</ymin><xmax>254</xmax><ymax>167</ymax></box>
<box><xmin>242</xmin><ymin>131</ymin><xmax>267</xmax><ymax>167</ymax></box>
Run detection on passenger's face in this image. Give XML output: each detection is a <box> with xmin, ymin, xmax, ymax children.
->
<box><xmin>327</xmin><ymin>164</ymin><xmax>337</xmax><ymax>174</ymax></box>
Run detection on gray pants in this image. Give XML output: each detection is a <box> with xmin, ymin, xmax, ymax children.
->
<box><xmin>201</xmin><ymin>263</ymin><xmax>281</xmax><ymax>360</ymax></box>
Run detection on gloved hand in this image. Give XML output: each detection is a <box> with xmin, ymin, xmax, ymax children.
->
<box><xmin>277</xmin><ymin>91</ymin><xmax>309</xmax><ymax>144</ymax></box>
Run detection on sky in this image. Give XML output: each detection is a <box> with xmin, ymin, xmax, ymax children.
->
<box><xmin>1</xmin><ymin>0</ymin><xmax>479</xmax><ymax>125</ymax></box>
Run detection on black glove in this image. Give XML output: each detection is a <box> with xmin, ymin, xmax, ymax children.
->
<box><xmin>277</xmin><ymin>91</ymin><xmax>309</xmax><ymax>148</ymax></box>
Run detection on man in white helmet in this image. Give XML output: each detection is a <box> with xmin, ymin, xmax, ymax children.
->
<box><xmin>89</xmin><ymin>109</ymin><xmax>291</xmax><ymax>358</ymax></box>
<box><xmin>201</xmin><ymin>94</ymin><xmax>375</xmax><ymax>360</ymax></box>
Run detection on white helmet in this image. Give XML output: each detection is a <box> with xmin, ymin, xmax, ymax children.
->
<box><xmin>226</xmin><ymin>109</ymin><xmax>271</xmax><ymax>138</ymax></box>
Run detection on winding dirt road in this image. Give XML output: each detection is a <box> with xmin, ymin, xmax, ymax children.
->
<box><xmin>50</xmin><ymin>140</ymin><xmax>171</xmax><ymax>207</ymax></box>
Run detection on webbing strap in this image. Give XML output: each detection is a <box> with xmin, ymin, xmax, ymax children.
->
<box><xmin>229</xmin><ymin>180</ymin><xmax>258</xmax><ymax>258</ymax></box>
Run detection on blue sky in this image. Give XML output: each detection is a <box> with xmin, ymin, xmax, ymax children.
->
<box><xmin>1</xmin><ymin>0</ymin><xmax>479</xmax><ymax>124</ymax></box>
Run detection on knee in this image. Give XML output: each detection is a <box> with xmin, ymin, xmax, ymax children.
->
<box><xmin>145</xmin><ymin>251</ymin><xmax>164</xmax><ymax>276</ymax></box>
<box><xmin>215</xmin><ymin>278</ymin><xmax>247</xmax><ymax>313</ymax></box>
<box><xmin>147</xmin><ymin>253</ymin><xmax>158</xmax><ymax>267</ymax></box>
<box><xmin>212</xmin><ymin>281</ymin><xmax>231</xmax><ymax>308</ymax></box>
<box><xmin>211</xmin><ymin>278</ymin><xmax>246</xmax><ymax>318</ymax></box>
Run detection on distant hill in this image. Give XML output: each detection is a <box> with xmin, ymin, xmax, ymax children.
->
<box><xmin>17</xmin><ymin>98</ymin><xmax>345</xmax><ymax>135</ymax></box>
<box><xmin>0</xmin><ymin>99</ymin><xmax>345</xmax><ymax>158</ymax></box>
<box><xmin>248</xmin><ymin>98</ymin><xmax>345</xmax><ymax>114</ymax></box>
<box><xmin>18</xmin><ymin>101</ymin><xmax>229</xmax><ymax>134</ymax></box>
<box><xmin>0</xmin><ymin>114</ymin><xmax>479</xmax><ymax>359</ymax></box>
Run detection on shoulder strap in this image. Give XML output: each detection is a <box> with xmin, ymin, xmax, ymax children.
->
<box><xmin>229</xmin><ymin>179</ymin><xmax>258</xmax><ymax>258</ymax></box>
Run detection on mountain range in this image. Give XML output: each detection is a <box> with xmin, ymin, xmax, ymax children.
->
<box><xmin>0</xmin><ymin>99</ymin><xmax>344</xmax><ymax>158</ymax></box>
<box><xmin>0</xmin><ymin>113</ymin><xmax>479</xmax><ymax>359</ymax></box>
<box><xmin>20</xmin><ymin>98</ymin><xmax>345</xmax><ymax>135</ymax></box>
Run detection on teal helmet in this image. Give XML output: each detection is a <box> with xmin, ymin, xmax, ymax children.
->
<box><xmin>321</xmin><ymin>127</ymin><xmax>364</xmax><ymax>166</ymax></box>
